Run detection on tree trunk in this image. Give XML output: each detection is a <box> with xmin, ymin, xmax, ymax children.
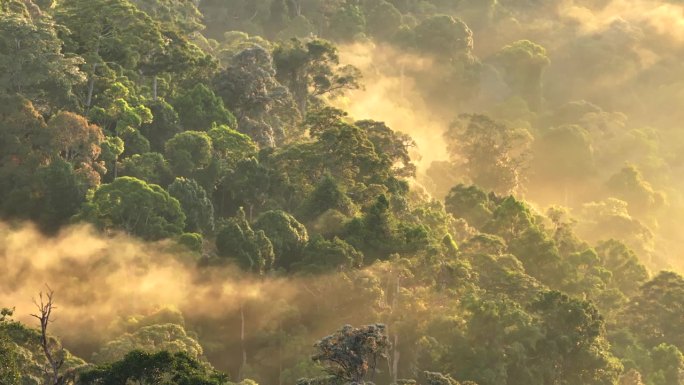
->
<box><xmin>153</xmin><ymin>75</ymin><xmax>158</xmax><ymax>101</ymax></box>
<box><xmin>392</xmin><ymin>333</ymin><xmax>400</xmax><ymax>384</ymax></box>
<box><xmin>86</xmin><ymin>65</ymin><xmax>97</xmax><ymax>109</ymax></box>
<box><xmin>238</xmin><ymin>302</ymin><xmax>247</xmax><ymax>381</ymax></box>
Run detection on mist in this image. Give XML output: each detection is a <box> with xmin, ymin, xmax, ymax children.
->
<box><xmin>4</xmin><ymin>0</ymin><xmax>684</xmax><ymax>384</ymax></box>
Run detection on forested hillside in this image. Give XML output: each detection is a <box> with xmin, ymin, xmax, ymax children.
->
<box><xmin>2</xmin><ymin>0</ymin><xmax>684</xmax><ymax>384</ymax></box>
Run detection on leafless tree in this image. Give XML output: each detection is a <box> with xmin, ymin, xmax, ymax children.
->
<box><xmin>30</xmin><ymin>286</ymin><xmax>64</xmax><ymax>385</ymax></box>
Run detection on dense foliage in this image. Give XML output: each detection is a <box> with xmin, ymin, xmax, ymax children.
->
<box><xmin>2</xmin><ymin>1</ymin><xmax>684</xmax><ymax>385</ymax></box>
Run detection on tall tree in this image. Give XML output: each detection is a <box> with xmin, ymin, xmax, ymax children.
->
<box><xmin>445</xmin><ymin>114</ymin><xmax>531</xmax><ymax>195</ymax></box>
<box><xmin>273</xmin><ymin>38</ymin><xmax>361</xmax><ymax>115</ymax></box>
<box><xmin>215</xmin><ymin>45</ymin><xmax>300</xmax><ymax>147</ymax></box>
<box><xmin>0</xmin><ymin>5</ymin><xmax>85</xmax><ymax>110</ymax></box>
<box><xmin>54</xmin><ymin>0</ymin><xmax>164</xmax><ymax>109</ymax></box>
<box><xmin>78</xmin><ymin>176</ymin><xmax>186</xmax><ymax>240</ymax></box>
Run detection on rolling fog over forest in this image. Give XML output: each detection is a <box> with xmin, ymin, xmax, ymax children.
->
<box><xmin>3</xmin><ymin>0</ymin><xmax>684</xmax><ymax>384</ymax></box>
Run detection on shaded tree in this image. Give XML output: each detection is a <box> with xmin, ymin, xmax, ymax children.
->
<box><xmin>78</xmin><ymin>176</ymin><xmax>185</xmax><ymax>240</ymax></box>
<box><xmin>169</xmin><ymin>177</ymin><xmax>215</xmax><ymax>234</ymax></box>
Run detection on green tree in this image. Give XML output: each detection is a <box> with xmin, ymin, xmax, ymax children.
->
<box><xmin>530</xmin><ymin>291</ymin><xmax>622</xmax><ymax>385</ymax></box>
<box><xmin>492</xmin><ymin>40</ymin><xmax>550</xmax><ymax>110</ymax></box>
<box><xmin>78</xmin><ymin>176</ymin><xmax>185</xmax><ymax>240</ymax></box>
<box><xmin>624</xmin><ymin>271</ymin><xmax>684</xmax><ymax>350</ymax></box>
<box><xmin>345</xmin><ymin>194</ymin><xmax>399</xmax><ymax>262</ymax></box>
<box><xmin>650</xmin><ymin>344</ymin><xmax>684</xmax><ymax>385</ymax></box>
<box><xmin>207</xmin><ymin>124</ymin><xmax>258</xmax><ymax>169</ymax></box>
<box><xmin>254</xmin><ymin>210</ymin><xmax>309</xmax><ymax>270</ymax></box>
<box><xmin>33</xmin><ymin>159</ymin><xmax>86</xmax><ymax>232</ymax></box>
<box><xmin>412</xmin><ymin>15</ymin><xmax>473</xmax><ymax>60</ymax></box>
<box><xmin>363</xmin><ymin>0</ymin><xmax>402</xmax><ymax>39</ymax></box>
<box><xmin>165</xmin><ymin>131</ymin><xmax>213</xmax><ymax>177</ymax></box>
<box><xmin>355</xmin><ymin>120</ymin><xmax>416</xmax><ymax>178</ymax></box>
<box><xmin>0</xmin><ymin>308</ymin><xmax>19</xmax><ymax>385</ymax></box>
<box><xmin>119</xmin><ymin>152</ymin><xmax>174</xmax><ymax>186</ymax></box>
<box><xmin>130</xmin><ymin>0</ymin><xmax>205</xmax><ymax>34</ymax></box>
<box><xmin>273</xmin><ymin>38</ymin><xmax>361</xmax><ymax>116</ymax></box>
<box><xmin>168</xmin><ymin>177</ymin><xmax>215</xmax><ymax>234</ymax></box>
<box><xmin>595</xmin><ymin>239</ymin><xmax>649</xmax><ymax>297</ymax></box>
<box><xmin>54</xmin><ymin>0</ymin><xmax>164</xmax><ymax>109</ymax></box>
<box><xmin>92</xmin><ymin>323</ymin><xmax>205</xmax><ymax>364</ymax></box>
<box><xmin>173</xmin><ymin>84</ymin><xmax>237</xmax><ymax>132</ymax></box>
<box><xmin>299</xmin><ymin>174</ymin><xmax>355</xmax><ymax>221</ymax></box>
<box><xmin>326</xmin><ymin>1</ymin><xmax>366</xmax><ymax>41</ymax></box>
<box><xmin>79</xmin><ymin>350</ymin><xmax>228</xmax><ymax>385</ymax></box>
<box><xmin>295</xmin><ymin>236</ymin><xmax>364</xmax><ymax>272</ymax></box>
<box><xmin>140</xmin><ymin>98</ymin><xmax>182</xmax><ymax>152</ymax></box>
<box><xmin>214</xmin><ymin>45</ymin><xmax>299</xmax><ymax>147</ymax></box>
<box><xmin>444</xmin><ymin>184</ymin><xmax>494</xmax><ymax>229</ymax></box>
<box><xmin>216</xmin><ymin>208</ymin><xmax>275</xmax><ymax>274</ymax></box>
<box><xmin>0</xmin><ymin>5</ymin><xmax>84</xmax><ymax>110</ymax></box>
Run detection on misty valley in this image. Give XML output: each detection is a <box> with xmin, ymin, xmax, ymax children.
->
<box><xmin>2</xmin><ymin>1</ymin><xmax>684</xmax><ymax>385</ymax></box>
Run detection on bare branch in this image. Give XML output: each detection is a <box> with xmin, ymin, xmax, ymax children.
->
<box><xmin>31</xmin><ymin>285</ymin><xmax>64</xmax><ymax>385</ymax></box>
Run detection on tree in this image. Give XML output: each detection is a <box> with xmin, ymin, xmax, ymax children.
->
<box><xmin>650</xmin><ymin>344</ymin><xmax>684</xmax><ymax>385</ymax></box>
<box><xmin>165</xmin><ymin>131</ymin><xmax>213</xmax><ymax>177</ymax></box>
<box><xmin>529</xmin><ymin>291</ymin><xmax>622</xmax><ymax>385</ymax></box>
<box><xmin>305</xmin><ymin>108</ymin><xmax>389</xmax><ymax>188</ymax></box>
<box><xmin>47</xmin><ymin>111</ymin><xmax>105</xmax><ymax>187</ymax></box>
<box><xmin>54</xmin><ymin>0</ymin><xmax>165</xmax><ymax>109</ymax></box>
<box><xmin>606</xmin><ymin>166</ymin><xmax>665</xmax><ymax>217</ymax></box>
<box><xmin>444</xmin><ymin>114</ymin><xmax>531</xmax><ymax>195</ymax></box>
<box><xmin>254</xmin><ymin>210</ymin><xmax>309</xmax><ymax>270</ymax></box>
<box><xmin>168</xmin><ymin>177</ymin><xmax>215</xmax><ymax>234</ymax></box>
<box><xmin>444</xmin><ymin>184</ymin><xmax>493</xmax><ymax>229</ymax></box>
<box><xmin>0</xmin><ymin>6</ymin><xmax>85</xmax><ymax>110</ymax></box>
<box><xmin>99</xmin><ymin>136</ymin><xmax>125</xmax><ymax>181</ymax></box>
<box><xmin>217</xmin><ymin>157</ymin><xmax>272</xmax><ymax>219</ymax></box>
<box><xmin>530</xmin><ymin>125</ymin><xmax>596</xmax><ymax>204</ymax></box>
<box><xmin>326</xmin><ymin>1</ymin><xmax>366</xmax><ymax>41</ymax></box>
<box><xmin>273</xmin><ymin>38</ymin><xmax>361</xmax><ymax>115</ymax></box>
<box><xmin>78</xmin><ymin>350</ymin><xmax>228</xmax><ymax>385</ymax></box>
<box><xmin>595</xmin><ymin>239</ymin><xmax>649</xmax><ymax>297</ymax></box>
<box><xmin>299</xmin><ymin>174</ymin><xmax>355</xmax><ymax>221</ymax></box>
<box><xmin>623</xmin><ymin>271</ymin><xmax>684</xmax><ymax>351</ymax></box>
<box><xmin>130</xmin><ymin>0</ymin><xmax>205</xmax><ymax>34</ymax></box>
<box><xmin>78</xmin><ymin>176</ymin><xmax>185</xmax><ymax>240</ymax></box>
<box><xmin>173</xmin><ymin>84</ymin><xmax>237</xmax><ymax>132</ymax></box>
<box><xmin>345</xmin><ymin>194</ymin><xmax>400</xmax><ymax>262</ymax></box>
<box><xmin>412</xmin><ymin>15</ymin><xmax>473</xmax><ymax>60</ymax></box>
<box><xmin>424</xmin><ymin>371</ymin><xmax>477</xmax><ymax>385</ymax></box>
<box><xmin>140</xmin><ymin>98</ymin><xmax>182</xmax><ymax>152</ymax></box>
<box><xmin>0</xmin><ymin>94</ymin><xmax>51</xmax><ymax>170</ymax></box>
<box><xmin>492</xmin><ymin>40</ymin><xmax>550</xmax><ymax>110</ymax></box>
<box><xmin>92</xmin><ymin>323</ymin><xmax>205</xmax><ymax>364</ymax></box>
<box><xmin>216</xmin><ymin>208</ymin><xmax>275</xmax><ymax>274</ymax></box>
<box><xmin>0</xmin><ymin>308</ymin><xmax>19</xmax><ymax>385</ymax></box>
<box><xmin>355</xmin><ymin>120</ymin><xmax>416</xmax><ymax>178</ymax></box>
<box><xmin>30</xmin><ymin>288</ymin><xmax>64</xmax><ymax>385</ymax></box>
<box><xmin>207</xmin><ymin>124</ymin><xmax>258</xmax><ymax>170</ymax></box>
<box><xmin>33</xmin><ymin>159</ymin><xmax>87</xmax><ymax>232</ymax></box>
<box><xmin>363</xmin><ymin>0</ymin><xmax>402</xmax><ymax>39</ymax></box>
<box><xmin>0</xmin><ymin>95</ymin><xmax>76</xmax><ymax>225</ymax></box>
<box><xmin>119</xmin><ymin>152</ymin><xmax>174</xmax><ymax>186</ymax></box>
<box><xmin>215</xmin><ymin>45</ymin><xmax>300</xmax><ymax>147</ymax></box>
<box><xmin>310</xmin><ymin>324</ymin><xmax>389</xmax><ymax>384</ymax></box>
<box><xmin>295</xmin><ymin>235</ymin><xmax>364</xmax><ymax>272</ymax></box>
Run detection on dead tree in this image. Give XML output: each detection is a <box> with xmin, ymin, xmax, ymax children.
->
<box><xmin>30</xmin><ymin>286</ymin><xmax>64</xmax><ymax>385</ymax></box>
